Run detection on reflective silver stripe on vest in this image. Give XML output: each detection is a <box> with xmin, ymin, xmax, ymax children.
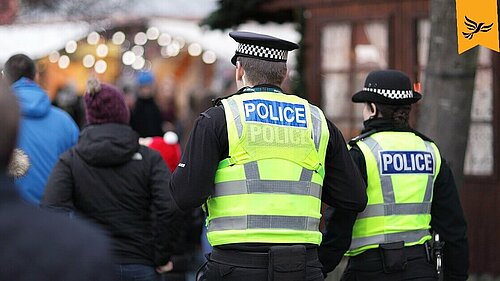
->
<box><xmin>350</xmin><ymin>229</ymin><xmax>430</xmax><ymax>250</ymax></box>
<box><xmin>208</xmin><ymin>215</ymin><xmax>320</xmax><ymax>232</ymax></box>
<box><xmin>300</xmin><ymin>168</ymin><xmax>314</xmax><ymax>182</ymax></box>
<box><xmin>309</xmin><ymin>105</ymin><xmax>322</xmax><ymax>150</ymax></box>
<box><xmin>244</xmin><ymin>162</ymin><xmax>260</xmax><ymax>180</ymax></box>
<box><xmin>362</xmin><ymin>137</ymin><xmax>395</xmax><ymax>204</ymax></box>
<box><xmin>227</xmin><ymin>98</ymin><xmax>243</xmax><ymax>138</ymax></box>
<box><xmin>213</xmin><ymin>180</ymin><xmax>322</xmax><ymax>198</ymax></box>
<box><xmin>356</xmin><ymin>202</ymin><xmax>432</xmax><ymax>219</ymax></box>
<box><xmin>423</xmin><ymin>141</ymin><xmax>435</xmax><ymax>202</ymax></box>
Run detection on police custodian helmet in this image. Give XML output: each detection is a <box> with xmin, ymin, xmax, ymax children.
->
<box><xmin>229</xmin><ymin>31</ymin><xmax>299</xmax><ymax>65</ymax></box>
<box><xmin>352</xmin><ymin>69</ymin><xmax>422</xmax><ymax>105</ymax></box>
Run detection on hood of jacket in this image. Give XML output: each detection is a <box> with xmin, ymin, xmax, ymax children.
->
<box><xmin>11</xmin><ymin>78</ymin><xmax>51</xmax><ymax>118</ymax></box>
<box><xmin>76</xmin><ymin>123</ymin><xmax>140</xmax><ymax>166</ymax></box>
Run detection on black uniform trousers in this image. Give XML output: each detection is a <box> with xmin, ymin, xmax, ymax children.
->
<box><xmin>199</xmin><ymin>247</ymin><xmax>324</xmax><ymax>281</ymax></box>
<box><xmin>341</xmin><ymin>244</ymin><xmax>438</xmax><ymax>281</ymax></box>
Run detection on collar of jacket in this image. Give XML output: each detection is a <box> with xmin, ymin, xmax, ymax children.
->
<box><xmin>349</xmin><ymin>118</ymin><xmax>433</xmax><ymax>145</ymax></box>
<box><xmin>239</xmin><ymin>84</ymin><xmax>284</xmax><ymax>94</ymax></box>
<box><xmin>361</xmin><ymin>118</ymin><xmax>408</xmax><ymax>133</ymax></box>
<box><xmin>212</xmin><ymin>84</ymin><xmax>286</xmax><ymax>106</ymax></box>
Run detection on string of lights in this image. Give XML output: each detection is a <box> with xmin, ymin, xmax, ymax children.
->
<box><xmin>48</xmin><ymin>26</ymin><xmax>218</xmax><ymax>73</ymax></box>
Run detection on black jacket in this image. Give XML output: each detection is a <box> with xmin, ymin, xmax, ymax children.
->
<box><xmin>321</xmin><ymin>118</ymin><xmax>469</xmax><ymax>280</ymax></box>
<box><xmin>130</xmin><ymin>97</ymin><xmax>164</xmax><ymax>137</ymax></box>
<box><xmin>43</xmin><ymin>123</ymin><xmax>179</xmax><ymax>266</ymax></box>
<box><xmin>0</xmin><ymin>174</ymin><xmax>116</xmax><ymax>281</ymax></box>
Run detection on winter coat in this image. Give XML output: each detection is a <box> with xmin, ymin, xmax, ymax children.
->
<box><xmin>147</xmin><ymin>136</ymin><xmax>181</xmax><ymax>172</ymax></box>
<box><xmin>0</xmin><ymin>173</ymin><xmax>116</xmax><ymax>281</ymax></box>
<box><xmin>12</xmin><ymin>78</ymin><xmax>79</xmax><ymax>204</ymax></box>
<box><xmin>130</xmin><ymin>97</ymin><xmax>164</xmax><ymax>137</ymax></box>
<box><xmin>42</xmin><ymin>123</ymin><xmax>177</xmax><ymax>266</ymax></box>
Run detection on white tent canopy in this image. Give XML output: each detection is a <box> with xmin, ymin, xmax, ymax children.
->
<box><xmin>2</xmin><ymin>0</ymin><xmax>300</xmax><ymax>67</ymax></box>
<box><xmin>0</xmin><ymin>21</ymin><xmax>90</xmax><ymax>65</ymax></box>
<box><xmin>0</xmin><ymin>18</ymin><xmax>300</xmax><ymax>67</ymax></box>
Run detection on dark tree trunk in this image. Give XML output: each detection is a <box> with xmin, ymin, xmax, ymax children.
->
<box><xmin>416</xmin><ymin>0</ymin><xmax>478</xmax><ymax>190</ymax></box>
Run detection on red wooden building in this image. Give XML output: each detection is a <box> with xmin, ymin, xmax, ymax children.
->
<box><xmin>257</xmin><ymin>0</ymin><xmax>499</xmax><ymax>277</ymax></box>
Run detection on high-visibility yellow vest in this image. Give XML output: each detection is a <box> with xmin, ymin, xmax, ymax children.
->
<box><xmin>346</xmin><ymin>131</ymin><xmax>441</xmax><ymax>256</ymax></box>
<box><xmin>206</xmin><ymin>90</ymin><xmax>330</xmax><ymax>246</ymax></box>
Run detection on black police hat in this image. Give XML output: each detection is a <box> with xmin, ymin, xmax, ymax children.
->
<box><xmin>352</xmin><ymin>70</ymin><xmax>422</xmax><ymax>105</ymax></box>
<box><xmin>229</xmin><ymin>31</ymin><xmax>299</xmax><ymax>65</ymax></box>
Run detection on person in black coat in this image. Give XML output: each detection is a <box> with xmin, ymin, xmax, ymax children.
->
<box><xmin>0</xmin><ymin>79</ymin><xmax>116</xmax><ymax>281</ymax></box>
<box><xmin>43</xmin><ymin>78</ymin><xmax>180</xmax><ymax>281</ymax></box>
<box><xmin>130</xmin><ymin>71</ymin><xmax>164</xmax><ymax>137</ymax></box>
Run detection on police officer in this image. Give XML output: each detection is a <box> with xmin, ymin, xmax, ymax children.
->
<box><xmin>320</xmin><ymin>70</ymin><xmax>469</xmax><ymax>280</ymax></box>
<box><xmin>168</xmin><ymin>31</ymin><xmax>367</xmax><ymax>281</ymax></box>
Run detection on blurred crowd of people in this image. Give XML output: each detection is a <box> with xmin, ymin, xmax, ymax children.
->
<box><xmin>0</xmin><ymin>53</ymin><xmax>208</xmax><ymax>281</ymax></box>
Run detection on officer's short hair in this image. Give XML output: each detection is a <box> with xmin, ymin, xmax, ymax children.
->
<box><xmin>238</xmin><ymin>57</ymin><xmax>287</xmax><ymax>86</ymax></box>
<box><xmin>4</xmin><ymin>54</ymin><xmax>36</xmax><ymax>84</ymax></box>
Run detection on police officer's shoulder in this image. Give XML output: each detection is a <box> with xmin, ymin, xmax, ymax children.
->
<box><xmin>211</xmin><ymin>87</ymin><xmax>250</xmax><ymax>107</ymax></box>
<box><xmin>307</xmin><ymin>101</ymin><xmax>323</xmax><ymax>112</ymax></box>
<box><xmin>348</xmin><ymin>129</ymin><xmax>378</xmax><ymax>146</ymax></box>
<box><xmin>411</xmin><ymin>129</ymin><xmax>435</xmax><ymax>143</ymax></box>
<box><xmin>348</xmin><ymin>142</ymin><xmax>363</xmax><ymax>154</ymax></box>
<box><xmin>212</xmin><ymin>96</ymin><xmax>227</xmax><ymax>107</ymax></box>
<box><xmin>200</xmin><ymin>106</ymin><xmax>225</xmax><ymax>120</ymax></box>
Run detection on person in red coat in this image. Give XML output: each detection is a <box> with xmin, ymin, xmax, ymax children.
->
<box><xmin>142</xmin><ymin>131</ymin><xmax>181</xmax><ymax>172</ymax></box>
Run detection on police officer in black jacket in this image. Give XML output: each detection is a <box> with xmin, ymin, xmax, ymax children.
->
<box><xmin>319</xmin><ymin>70</ymin><xmax>469</xmax><ymax>281</ymax></box>
<box><xmin>168</xmin><ymin>31</ymin><xmax>367</xmax><ymax>281</ymax></box>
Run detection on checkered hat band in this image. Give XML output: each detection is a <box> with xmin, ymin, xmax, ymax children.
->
<box><xmin>363</xmin><ymin>87</ymin><xmax>414</xmax><ymax>99</ymax></box>
<box><xmin>237</xmin><ymin>43</ymin><xmax>288</xmax><ymax>61</ymax></box>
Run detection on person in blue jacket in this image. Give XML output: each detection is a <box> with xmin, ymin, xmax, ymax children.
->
<box><xmin>4</xmin><ymin>54</ymin><xmax>79</xmax><ymax>204</ymax></box>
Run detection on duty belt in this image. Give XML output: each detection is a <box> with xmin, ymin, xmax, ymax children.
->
<box><xmin>350</xmin><ymin>243</ymin><xmax>429</xmax><ymax>265</ymax></box>
<box><xmin>210</xmin><ymin>247</ymin><xmax>319</xmax><ymax>268</ymax></box>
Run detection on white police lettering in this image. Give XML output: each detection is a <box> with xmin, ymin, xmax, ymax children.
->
<box><xmin>295</xmin><ymin>107</ymin><xmax>306</xmax><ymax>124</ymax></box>
<box><xmin>248</xmin><ymin>124</ymin><xmax>309</xmax><ymax>145</ymax></box>
<box><xmin>379</xmin><ymin>151</ymin><xmax>434</xmax><ymax>175</ymax></box>
<box><xmin>244</xmin><ymin>103</ymin><xmax>256</xmax><ymax>118</ymax></box>
<box><xmin>382</xmin><ymin>153</ymin><xmax>393</xmax><ymax>172</ymax></box>
<box><xmin>257</xmin><ymin>103</ymin><xmax>269</xmax><ymax>119</ymax></box>
<box><xmin>243</xmin><ymin>99</ymin><xmax>308</xmax><ymax>128</ymax></box>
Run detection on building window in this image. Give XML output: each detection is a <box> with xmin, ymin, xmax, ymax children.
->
<box><xmin>321</xmin><ymin>21</ymin><xmax>388</xmax><ymax>138</ymax></box>
<box><xmin>464</xmin><ymin>49</ymin><xmax>494</xmax><ymax>175</ymax></box>
<box><xmin>417</xmin><ymin>19</ymin><xmax>494</xmax><ymax>176</ymax></box>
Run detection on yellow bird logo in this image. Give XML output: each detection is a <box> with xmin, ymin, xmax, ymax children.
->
<box><xmin>462</xmin><ymin>16</ymin><xmax>494</xmax><ymax>40</ymax></box>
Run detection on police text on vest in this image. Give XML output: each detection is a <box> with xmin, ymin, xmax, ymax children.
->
<box><xmin>243</xmin><ymin>99</ymin><xmax>308</xmax><ymax>128</ymax></box>
<box><xmin>379</xmin><ymin>151</ymin><xmax>434</xmax><ymax>175</ymax></box>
